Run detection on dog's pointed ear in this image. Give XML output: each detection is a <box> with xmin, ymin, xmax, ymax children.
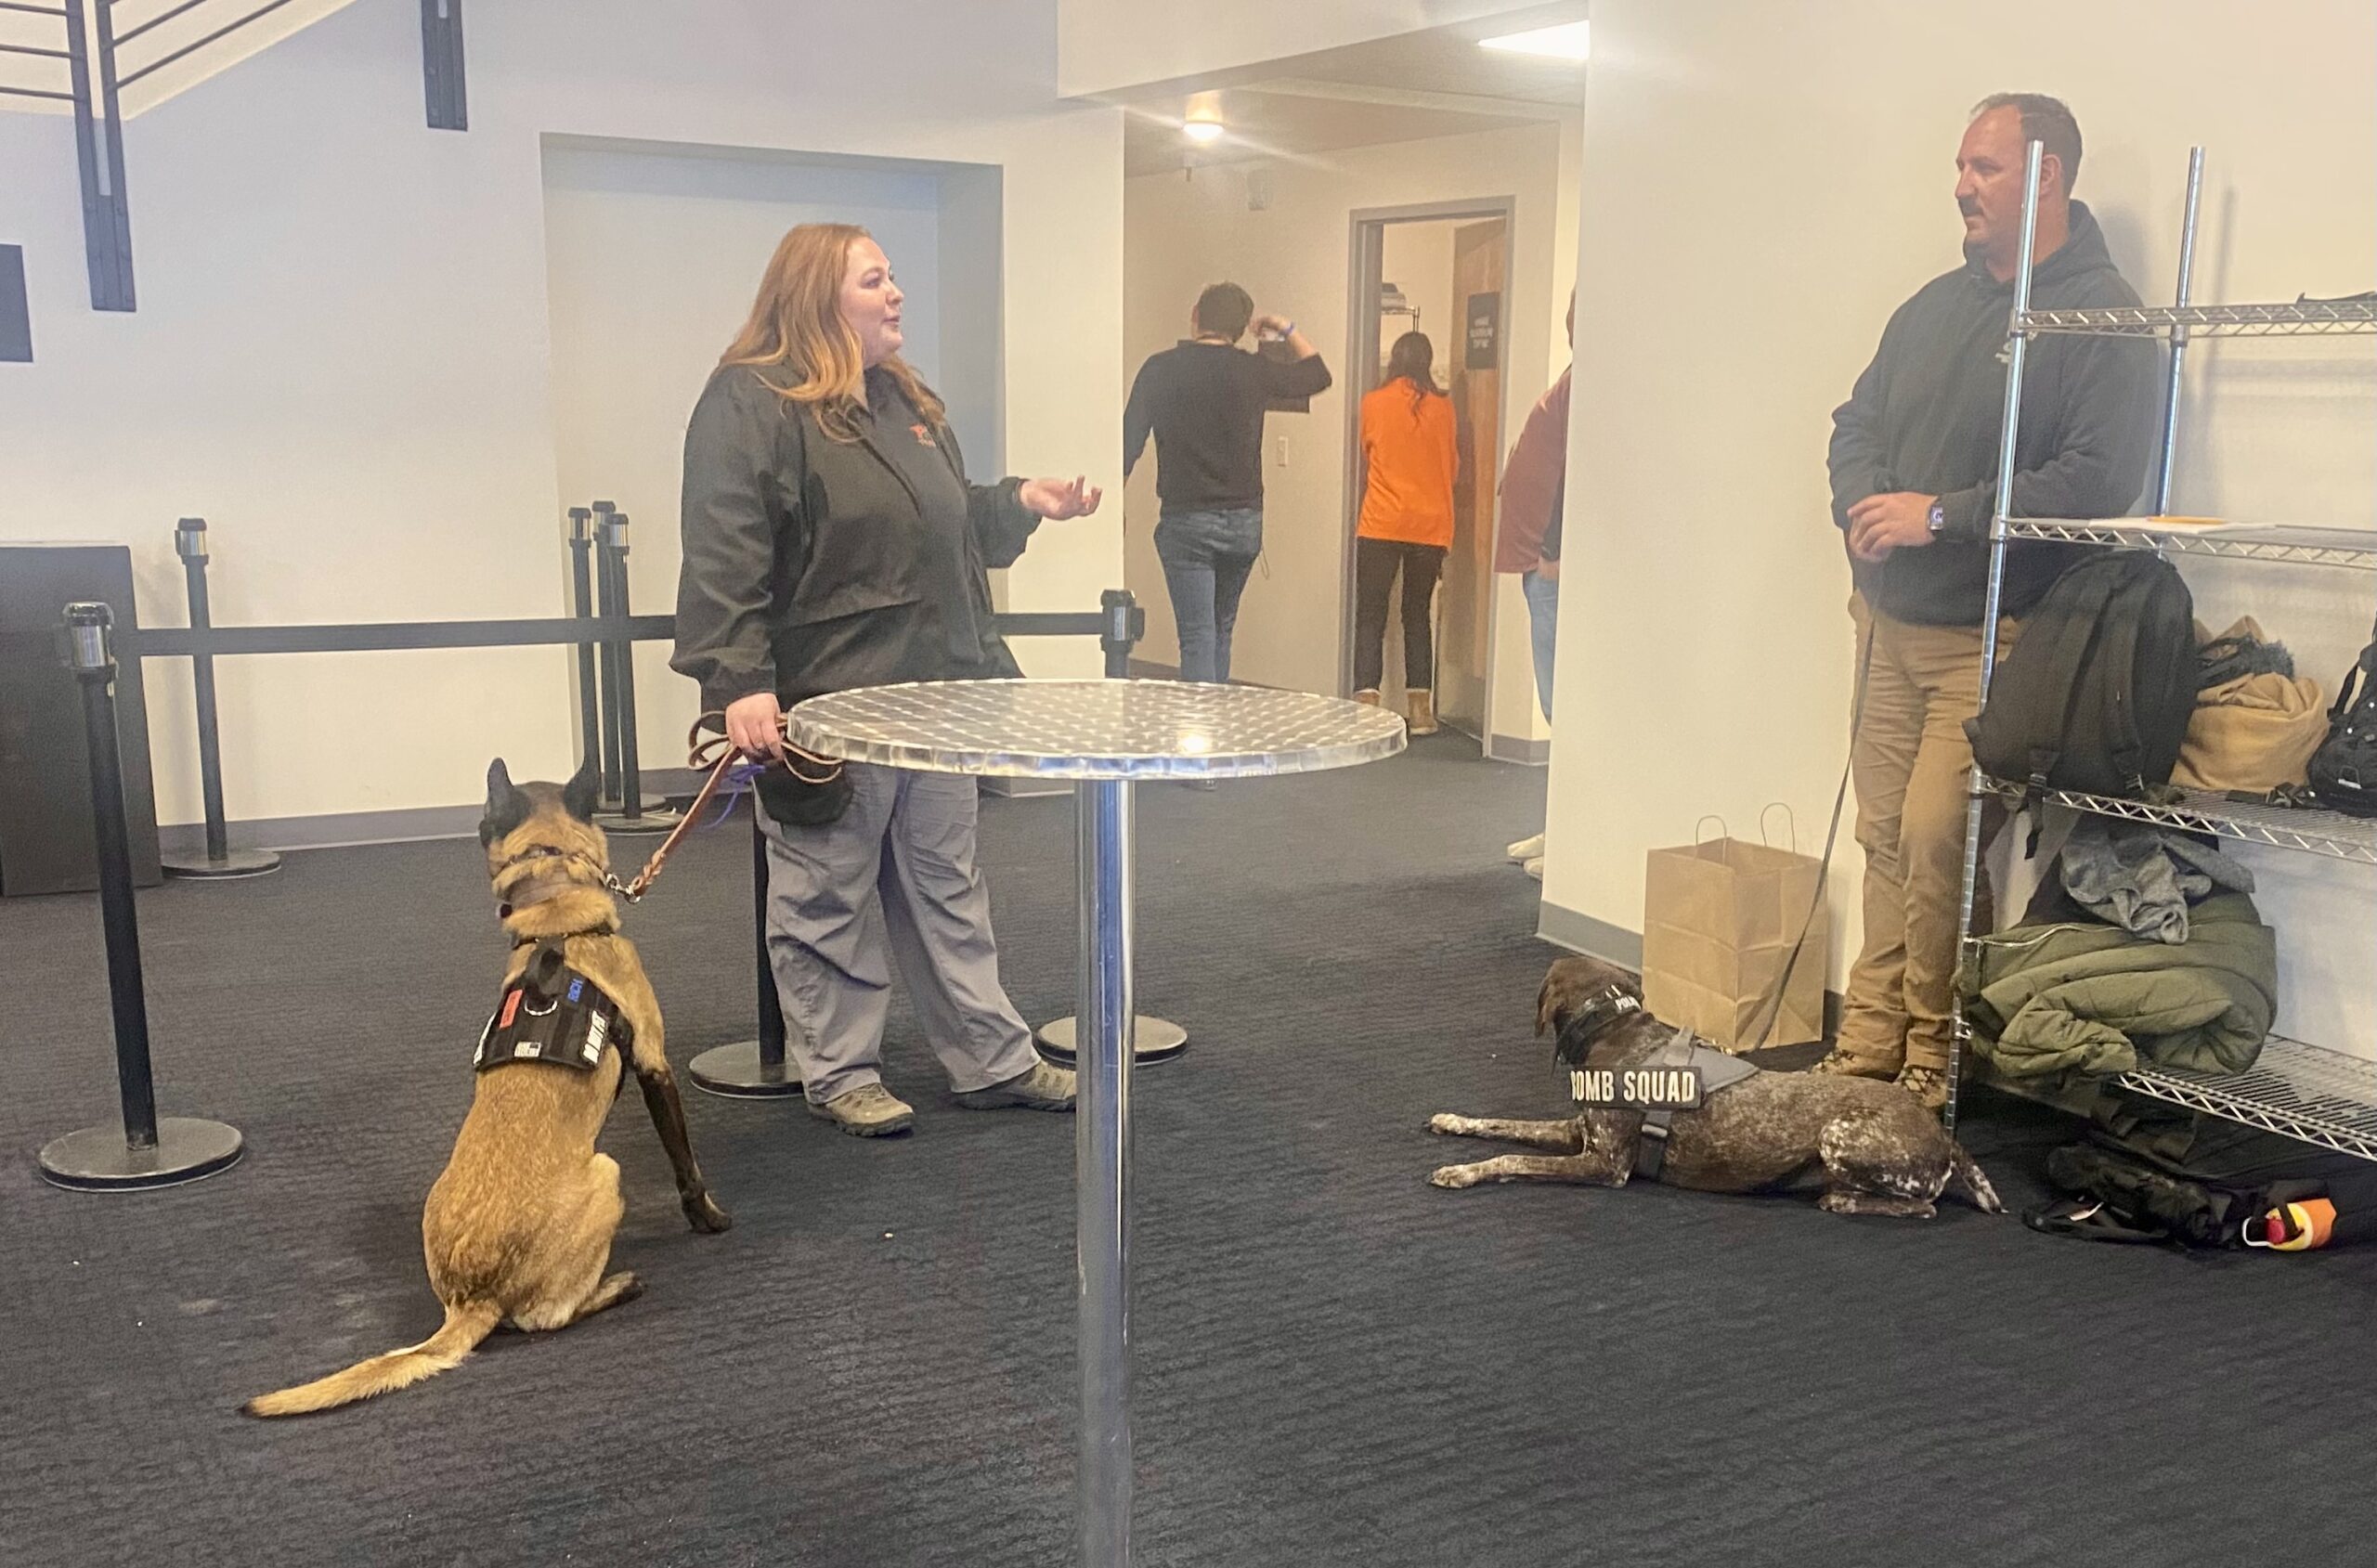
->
<box><xmin>479</xmin><ymin>758</ymin><xmax>531</xmax><ymax>847</ymax></box>
<box><xmin>1536</xmin><ymin>969</ymin><xmax>1559</xmax><ymax>1037</ymax></box>
<box><xmin>561</xmin><ymin>755</ymin><xmax>601</xmax><ymax>823</ymax></box>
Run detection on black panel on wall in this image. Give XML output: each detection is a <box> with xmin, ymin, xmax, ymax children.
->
<box><xmin>422</xmin><ymin>0</ymin><xmax>467</xmax><ymax>131</ymax></box>
<box><xmin>0</xmin><ymin>245</ymin><xmax>29</xmax><ymax>362</ymax></box>
<box><xmin>0</xmin><ymin>546</ymin><xmax>165</xmax><ymax>896</ymax></box>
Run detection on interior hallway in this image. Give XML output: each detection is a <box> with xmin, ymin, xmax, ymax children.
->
<box><xmin>4</xmin><ymin>736</ymin><xmax>2373</xmax><ymax>1567</ymax></box>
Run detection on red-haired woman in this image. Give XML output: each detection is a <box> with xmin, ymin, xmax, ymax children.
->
<box><xmin>673</xmin><ymin>224</ymin><xmax>1100</xmax><ymax>1137</ymax></box>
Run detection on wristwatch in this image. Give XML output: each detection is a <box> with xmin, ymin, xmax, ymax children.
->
<box><xmin>1926</xmin><ymin>500</ymin><xmax>1947</xmax><ymax>538</ymax></box>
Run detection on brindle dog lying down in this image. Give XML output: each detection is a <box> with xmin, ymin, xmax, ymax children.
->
<box><xmin>1427</xmin><ymin>955</ymin><xmax>2001</xmax><ymax>1219</ymax></box>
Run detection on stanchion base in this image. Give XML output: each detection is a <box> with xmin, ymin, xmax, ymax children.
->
<box><xmin>161</xmin><ymin>848</ymin><xmax>281</xmax><ymax>880</ymax></box>
<box><xmin>591</xmin><ymin>806</ymin><xmax>686</xmax><ymax>837</ymax></box>
<box><xmin>1035</xmin><ymin>1015</ymin><xmax>1188</xmax><ymax>1066</ymax></box>
<box><xmin>688</xmin><ymin>1040</ymin><xmax>804</xmax><ymax>1099</ymax></box>
<box><xmin>39</xmin><ymin>1117</ymin><xmax>244</xmax><ymax>1191</ymax></box>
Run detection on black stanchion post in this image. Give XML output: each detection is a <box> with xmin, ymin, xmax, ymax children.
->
<box><xmin>161</xmin><ymin>520</ymin><xmax>279</xmax><ymax>880</ymax></box>
<box><xmin>1100</xmin><ymin>587</ymin><xmax>1141</xmax><ymax>680</ymax></box>
<box><xmin>40</xmin><ymin>603</ymin><xmax>244</xmax><ymax>1190</ymax></box>
<box><xmin>591</xmin><ymin>512</ymin><xmax>680</xmax><ymax>836</ymax></box>
<box><xmin>689</xmin><ymin>802</ymin><xmax>802</xmax><ymax>1098</ymax></box>
<box><xmin>591</xmin><ymin>500</ymin><xmax>623</xmax><ymax>809</ymax></box>
<box><xmin>1037</xmin><ymin>588</ymin><xmax>1189</xmax><ymax>1068</ymax></box>
<box><xmin>567</xmin><ymin>507</ymin><xmax>602</xmax><ymax>777</ymax></box>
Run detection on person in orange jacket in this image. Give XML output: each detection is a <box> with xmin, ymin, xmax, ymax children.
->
<box><xmin>1352</xmin><ymin>331</ymin><xmax>1460</xmax><ymax>734</ymax></box>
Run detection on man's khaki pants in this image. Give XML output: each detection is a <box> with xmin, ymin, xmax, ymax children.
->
<box><xmin>1836</xmin><ymin>596</ymin><xmax>2020</xmax><ymax>1073</ymax></box>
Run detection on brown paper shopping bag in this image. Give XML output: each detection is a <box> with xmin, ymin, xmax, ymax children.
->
<box><xmin>1641</xmin><ymin>810</ymin><xmax>1825</xmax><ymax>1051</ymax></box>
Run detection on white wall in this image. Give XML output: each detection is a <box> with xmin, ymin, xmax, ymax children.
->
<box><xmin>1123</xmin><ymin>118</ymin><xmax>1575</xmax><ymax>718</ymax></box>
<box><xmin>1058</xmin><ymin>0</ymin><xmax>1558</xmax><ymax>98</ymax></box>
<box><xmin>1547</xmin><ymin>0</ymin><xmax>2377</xmax><ymax>1056</ymax></box>
<box><xmin>0</xmin><ymin>0</ymin><xmax>1124</xmax><ymax>828</ymax></box>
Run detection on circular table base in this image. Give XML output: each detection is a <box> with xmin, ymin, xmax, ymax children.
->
<box><xmin>1034</xmin><ymin>1015</ymin><xmax>1188</xmax><ymax>1066</ymax></box>
<box><xmin>40</xmin><ymin>1117</ymin><xmax>244</xmax><ymax>1191</ymax></box>
<box><xmin>592</xmin><ymin>806</ymin><xmax>685</xmax><ymax>837</ymax></box>
<box><xmin>688</xmin><ymin>1040</ymin><xmax>804</xmax><ymax>1099</ymax></box>
<box><xmin>162</xmin><ymin>848</ymin><xmax>281</xmax><ymax>879</ymax></box>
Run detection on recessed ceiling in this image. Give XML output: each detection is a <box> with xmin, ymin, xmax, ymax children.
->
<box><xmin>1112</xmin><ymin>3</ymin><xmax>1587</xmax><ymax>180</ymax></box>
<box><xmin>1121</xmin><ymin>90</ymin><xmax>1553</xmax><ymax>179</ymax></box>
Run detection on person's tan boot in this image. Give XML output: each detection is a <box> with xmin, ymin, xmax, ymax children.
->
<box><xmin>1406</xmin><ymin>691</ymin><xmax>1439</xmax><ymax>736</ymax></box>
<box><xmin>807</xmin><ymin>1082</ymin><xmax>916</xmax><ymax>1136</ymax></box>
<box><xmin>1809</xmin><ymin>1049</ymin><xmax>1900</xmax><ymax>1081</ymax></box>
<box><xmin>1894</xmin><ymin>1063</ymin><xmax>1949</xmax><ymax>1113</ymax></box>
<box><xmin>954</xmin><ymin>1060</ymin><xmax>1076</xmax><ymax>1111</ymax></box>
<box><xmin>1354</xmin><ymin>689</ymin><xmax>1383</xmax><ymax>706</ymax></box>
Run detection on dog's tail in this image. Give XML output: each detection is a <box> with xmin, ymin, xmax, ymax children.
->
<box><xmin>1945</xmin><ymin>1139</ymin><xmax>2003</xmax><ymax>1214</ymax></box>
<box><xmin>243</xmin><ymin>1300</ymin><xmax>501</xmax><ymax>1419</ymax></box>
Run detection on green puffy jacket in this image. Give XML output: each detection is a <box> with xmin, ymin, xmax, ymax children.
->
<box><xmin>1960</xmin><ymin>890</ymin><xmax>2278</xmax><ymax>1090</ymax></box>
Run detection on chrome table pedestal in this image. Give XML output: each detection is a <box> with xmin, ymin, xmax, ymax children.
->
<box><xmin>786</xmin><ymin>679</ymin><xmax>1403</xmax><ymax>1566</ymax></box>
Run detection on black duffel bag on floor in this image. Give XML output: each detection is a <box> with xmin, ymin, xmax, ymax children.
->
<box><xmin>1968</xmin><ymin>551</ymin><xmax>2198</xmax><ymax>799</ymax></box>
<box><xmin>2306</xmin><ymin>609</ymin><xmax>2377</xmax><ymax>816</ymax></box>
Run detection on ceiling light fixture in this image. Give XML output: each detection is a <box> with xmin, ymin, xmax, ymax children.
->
<box><xmin>1183</xmin><ymin>89</ymin><xmax>1226</xmax><ymax>145</ymax></box>
<box><xmin>1478</xmin><ymin>19</ymin><xmax>1591</xmax><ymax>60</ymax></box>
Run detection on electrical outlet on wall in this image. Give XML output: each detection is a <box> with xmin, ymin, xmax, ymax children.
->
<box><xmin>1274</xmin><ymin>434</ymin><xmax>1290</xmax><ymax>467</ymax></box>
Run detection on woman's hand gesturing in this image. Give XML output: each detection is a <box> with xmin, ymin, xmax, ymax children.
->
<box><xmin>1020</xmin><ymin>476</ymin><xmax>1104</xmax><ymax>520</ymax></box>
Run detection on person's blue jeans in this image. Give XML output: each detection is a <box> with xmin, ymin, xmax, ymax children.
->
<box><xmin>1521</xmin><ymin>567</ymin><xmax>1559</xmax><ymax>719</ymax></box>
<box><xmin>1154</xmin><ymin>507</ymin><xmax>1262</xmax><ymax>683</ymax></box>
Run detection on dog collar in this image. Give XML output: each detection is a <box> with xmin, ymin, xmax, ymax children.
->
<box><xmin>1552</xmin><ymin>985</ymin><xmax>1643</xmax><ymax>1069</ymax></box>
<box><xmin>497</xmin><ymin>843</ymin><xmax>610</xmax><ymax>882</ymax></box>
<box><xmin>495</xmin><ymin>843</ymin><xmax>625</xmax><ymax>922</ymax></box>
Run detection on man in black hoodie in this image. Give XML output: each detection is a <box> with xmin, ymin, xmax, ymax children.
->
<box><xmin>1820</xmin><ymin>94</ymin><xmax>2156</xmax><ymax>1110</ymax></box>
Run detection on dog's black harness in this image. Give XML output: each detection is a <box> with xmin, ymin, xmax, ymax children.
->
<box><xmin>1553</xmin><ymin>984</ymin><xmax>1760</xmax><ymax>1182</ymax></box>
<box><xmin>474</xmin><ymin>943</ymin><xmax>630</xmax><ymax>1074</ymax></box>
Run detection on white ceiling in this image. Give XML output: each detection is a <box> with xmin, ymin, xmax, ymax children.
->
<box><xmin>1114</xmin><ymin>3</ymin><xmax>1587</xmax><ymax>179</ymax></box>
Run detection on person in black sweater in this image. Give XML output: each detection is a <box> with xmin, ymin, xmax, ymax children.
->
<box><xmin>1124</xmin><ymin>282</ymin><xmax>1331</xmax><ymax>682</ymax></box>
<box><xmin>1818</xmin><ymin>95</ymin><xmax>2155</xmax><ymax>1112</ymax></box>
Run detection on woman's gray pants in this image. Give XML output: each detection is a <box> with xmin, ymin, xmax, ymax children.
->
<box><xmin>759</xmin><ymin>763</ymin><xmax>1042</xmax><ymax>1106</ymax></box>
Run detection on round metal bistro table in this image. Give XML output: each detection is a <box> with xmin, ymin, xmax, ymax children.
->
<box><xmin>784</xmin><ymin>679</ymin><xmax>1404</xmax><ymax>1567</ymax></box>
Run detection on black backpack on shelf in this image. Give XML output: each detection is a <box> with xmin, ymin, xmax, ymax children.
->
<box><xmin>2306</xmin><ymin>608</ymin><xmax>2377</xmax><ymax>816</ymax></box>
<box><xmin>1968</xmin><ymin>551</ymin><xmax>2199</xmax><ymax>799</ymax></box>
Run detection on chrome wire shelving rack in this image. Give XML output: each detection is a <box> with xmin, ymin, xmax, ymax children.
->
<box><xmin>2022</xmin><ymin>299</ymin><xmax>2377</xmax><ymax>338</ymax></box>
<box><xmin>1948</xmin><ymin>144</ymin><xmax>2377</xmax><ymax>1160</ymax></box>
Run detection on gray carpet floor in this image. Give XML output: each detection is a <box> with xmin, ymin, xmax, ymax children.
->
<box><xmin>4</xmin><ymin>730</ymin><xmax>2375</xmax><ymax>1567</ymax></box>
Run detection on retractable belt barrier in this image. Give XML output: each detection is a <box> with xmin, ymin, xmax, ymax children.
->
<box><xmin>45</xmin><ymin>520</ymin><xmax>1148</xmax><ymax>1168</ymax></box>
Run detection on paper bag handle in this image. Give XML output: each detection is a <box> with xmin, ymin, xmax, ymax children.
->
<box><xmin>1694</xmin><ymin>815</ymin><xmax>1729</xmax><ymax>848</ymax></box>
<box><xmin>1760</xmin><ymin>803</ymin><xmax>1799</xmax><ymax>854</ymax></box>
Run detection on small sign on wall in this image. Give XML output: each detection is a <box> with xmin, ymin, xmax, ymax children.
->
<box><xmin>0</xmin><ymin>246</ymin><xmax>29</xmax><ymax>363</ymax></box>
<box><xmin>1464</xmin><ymin>291</ymin><xmax>1499</xmax><ymax>369</ymax></box>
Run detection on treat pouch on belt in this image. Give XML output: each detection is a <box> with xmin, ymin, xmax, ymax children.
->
<box><xmin>475</xmin><ymin>944</ymin><xmax>632</xmax><ymax>1073</ymax></box>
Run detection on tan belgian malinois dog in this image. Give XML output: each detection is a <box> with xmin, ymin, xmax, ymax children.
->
<box><xmin>245</xmin><ymin>759</ymin><xmax>731</xmax><ymax>1417</ymax></box>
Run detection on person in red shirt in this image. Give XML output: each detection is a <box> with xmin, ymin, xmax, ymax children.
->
<box><xmin>1352</xmin><ymin>331</ymin><xmax>1461</xmax><ymax>734</ymax></box>
<box><xmin>1495</xmin><ymin>292</ymin><xmax>1572</xmax><ymax>875</ymax></box>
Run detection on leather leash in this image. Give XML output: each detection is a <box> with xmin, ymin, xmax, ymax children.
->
<box><xmin>610</xmin><ymin>714</ymin><xmax>841</xmax><ymax>903</ymax></box>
